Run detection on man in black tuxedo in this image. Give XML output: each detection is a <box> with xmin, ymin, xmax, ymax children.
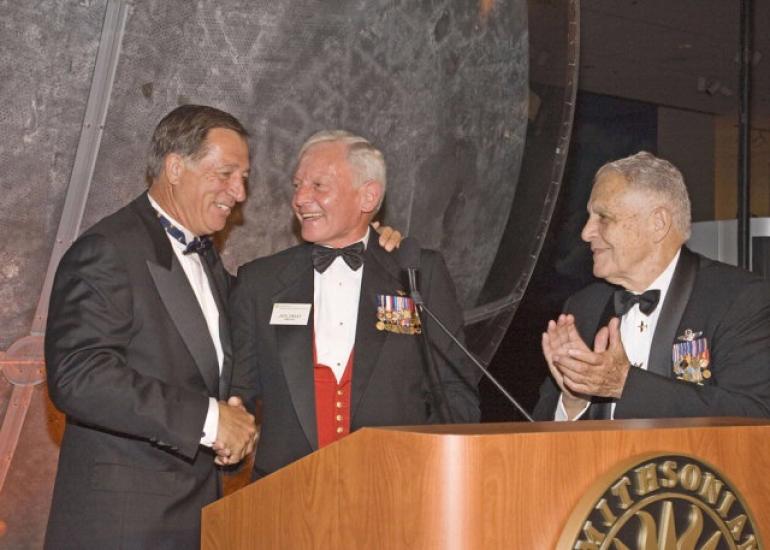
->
<box><xmin>44</xmin><ymin>105</ymin><xmax>257</xmax><ymax>548</ymax></box>
<box><xmin>534</xmin><ymin>151</ymin><xmax>770</xmax><ymax>421</ymax></box>
<box><xmin>229</xmin><ymin>130</ymin><xmax>480</xmax><ymax>479</ymax></box>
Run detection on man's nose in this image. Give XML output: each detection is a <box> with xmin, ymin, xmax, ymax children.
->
<box><xmin>229</xmin><ymin>174</ymin><xmax>247</xmax><ymax>203</ymax></box>
<box><xmin>293</xmin><ymin>184</ymin><xmax>312</xmax><ymax>205</ymax></box>
<box><xmin>580</xmin><ymin>217</ymin><xmax>595</xmax><ymax>242</ymax></box>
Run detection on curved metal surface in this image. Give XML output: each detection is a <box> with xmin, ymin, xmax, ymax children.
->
<box><xmin>466</xmin><ymin>0</ymin><xmax>580</xmax><ymax>363</ymax></box>
<box><xmin>82</xmin><ymin>0</ymin><xmax>530</xmax><ymax>312</ymax></box>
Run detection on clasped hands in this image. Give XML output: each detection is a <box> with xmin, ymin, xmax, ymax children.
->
<box><xmin>214</xmin><ymin>396</ymin><xmax>258</xmax><ymax>466</ymax></box>
<box><xmin>542</xmin><ymin>314</ymin><xmax>631</xmax><ymax>417</ymax></box>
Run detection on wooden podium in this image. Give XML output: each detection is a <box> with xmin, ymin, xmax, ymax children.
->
<box><xmin>202</xmin><ymin>418</ymin><xmax>770</xmax><ymax>548</ymax></box>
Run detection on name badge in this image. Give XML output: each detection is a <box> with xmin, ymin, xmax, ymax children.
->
<box><xmin>270</xmin><ymin>303</ymin><xmax>312</xmax><ymax>325</ymax></box>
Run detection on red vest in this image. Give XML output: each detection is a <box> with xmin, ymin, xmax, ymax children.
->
<box><xmin>314</xmin><ymin>347</ymin><xmax>353</xmax><ymax>449</ymax></box>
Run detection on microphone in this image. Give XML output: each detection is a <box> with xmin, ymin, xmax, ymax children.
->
<box><xmin>398</xmin><ymin>237</ymin><xmax>423</xmax><ymax>304</ymax></box>
<box><xmin>398</xmin><ymin>238</ymin><xmax>453</xmax><ymax>423</ymax></box>
<box><xmin>398</xmin><ymin>237</ymin><xmax>534</xmax><ymax>422</ymax></box>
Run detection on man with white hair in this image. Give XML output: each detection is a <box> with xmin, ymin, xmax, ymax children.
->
<box><xmin>534</xmin><ymin>151</ymin><xmax>770</xmax><ymax>421</ymax></box>
<box><xmin>229</xmin><ymin>130</ymin><xmax>480</xmax><ymax>478</ymax></box>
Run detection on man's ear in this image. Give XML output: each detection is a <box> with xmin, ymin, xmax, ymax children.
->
<box><xmin>163</xmin><ymin>153</ymin><xmax>185</xmax><ymax>185</ymax></box>
<box><xmin>359</xmin><ymin>180</ymin><xmax>383</xmax><ymax>214</ymax></box>
<box><xmin>650</xmin><ymin>205</ymin><xmax>673</xmax><ymax>243</ymax></box>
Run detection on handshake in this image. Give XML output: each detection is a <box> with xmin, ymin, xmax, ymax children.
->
<box><xmin>213</xmin><ymin>396</ymin><xmax>258</xmax><ymax>466</ymax></box>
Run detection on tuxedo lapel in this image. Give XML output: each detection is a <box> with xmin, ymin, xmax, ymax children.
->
<box><xmin>647</xmin><ymin>248</ymin><xmax>698</xmax><ymax>377</ymax></box>
<box><xmin>201</xmin><ymin>250</ymin><xmax>232</xmax><ymax>400</ymax></box>
<box><xmin>598</xmin><ymin>295</ymin><xmax>617</xmax><ymax>331</ymax></box>
<box><xmin>135</xmin><ymin>193</ymin><xmax>220</xmax><ymax>397</ymax></box>
<box><xmin>572</xmin><ymin>288</ymin><xmax>616</xmax><ymax>345</ymax></box>
<box><xmin>350</xmin><ymin>240</ymin><xmax>404</xmax><ymax>418</ymax></box>
<box><xmin>273</xmin><ymin>245</ymin><xmax>317</xmax><ymax>451</ymax></box>
<box><xmin>146</xmin><ymin>249</ymin><xmax>221</xmax><ymax>398</ymax></box>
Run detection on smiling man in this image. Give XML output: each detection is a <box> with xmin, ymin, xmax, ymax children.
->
<box><xmin>45</xmin><ymin>105</ymin><xmax>257</xmax><ymax>548</ymax></box>
<box><xmin>533</xmin><ymin>151</ymin><xmax>770</xmax><ymax>421</ymax></box>
<box><xmin>229</xmin><ymin>130</ymin><xmax>480</xmax><ymax>479</ymax></box>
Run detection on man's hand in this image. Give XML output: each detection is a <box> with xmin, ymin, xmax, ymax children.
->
<box><xmin>553</xmin><ymin>317</ymin><xmax>631</xmax><ymax>399</ymax></box>
<box><xmin>372</xmin><ymin>221</ymin><xmax>402</xmax><ymax>252</ymax></box>
<box><xmin>213</xmin><ymin>396</ymin><xmax>257</xmax><ymax>466</ymax></box>
<box><xmin>542</xmin><ymin>314</ymin><xmax>589</xmax><ymax>417</ymax></box>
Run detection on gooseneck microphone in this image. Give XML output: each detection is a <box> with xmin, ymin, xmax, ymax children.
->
<box><xmin>398</xmin><ymin>237</ymin><xmax>453</xmax><ymax>423</ymax></box>
<box><xmin>397</xmin><ymin>235</ymin><xmax>423</xmax><ymax>303</ymax></box>
<box><xmin>398</xmin><ymin>237</ymin><xmax>534</xmax><ymax>423</ymax></box>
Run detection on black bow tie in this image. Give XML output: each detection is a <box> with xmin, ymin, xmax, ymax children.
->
<box><xmin>613</xmin><ymin>289</ymin><xmax>661</xmax><ymax>317</ymax></box>
<box><xmin>312</xmin><ymin>242</ymin><xmax>365</xmax><ymax>273</ymax></box>
<box><xmin>183</xmin><ymin>236</ymin><xmax>213</xmax><ymax>256</ymax></box>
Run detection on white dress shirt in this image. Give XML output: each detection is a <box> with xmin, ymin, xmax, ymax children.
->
<box><xmin>313</xmin><ymin>230</ymin><xmax>369</xmax><ymax>382</ymax></box>
<box><xmin>555</xmin><ymin>250</ymin><xmax>681</xmax><ymax>421</ymax></box>
<box><xmin>148</xmin><ymin>196</ymin><xmax>222</xmax><ymax>446</ymax></box>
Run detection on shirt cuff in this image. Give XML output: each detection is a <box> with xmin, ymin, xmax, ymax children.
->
<box><xmin>554</xmin><ymin>393</ymin><xmax>590</xmax><ymax>421</ymax></box>
<box><xmin>199</xmin><ymin>398</ymin><xmax>219</xmax><ymax>447</ymax></box>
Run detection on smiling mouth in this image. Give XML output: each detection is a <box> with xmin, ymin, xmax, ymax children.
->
<box><xmin>215</xmin><ymin>202</ymin><xmax>232</xmax><ymax>214</ymax></box>
<box><xmin>299</xmin><ymin>212</ymin><xmax>323</xmax><ymax>221</ymax></box>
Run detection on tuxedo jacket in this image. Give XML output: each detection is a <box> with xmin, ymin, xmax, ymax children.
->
<box><xmin>44</xmin><ymin>193</ymin><xmax>232</xmax><ymax>549</ymax></box>
<box><xmin>229</xmin><ymin>235</ymin><xmax>481</xmax><ymax>479</ymax></box>
<box><xmin>533</xmin><ymin>248</ymin><xmax>770</xmax><ymax>420</ymax></box>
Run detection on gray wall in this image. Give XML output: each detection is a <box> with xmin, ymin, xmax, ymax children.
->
<box><xmin>2</xmin><ymin>0</ymin><xmax>528</xmax><ymax>350</ymax></box>
<box><xmin>0</xmin><ymin>0</ymin><xmax>106</xmax><ymax>350</ymax></box>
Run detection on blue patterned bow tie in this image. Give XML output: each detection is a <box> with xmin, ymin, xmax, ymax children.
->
<box><xmin>183</xmin><ymin>236</ymin><xmax>213</xmax><ymax>255</ymax></box>
<box><xmin>157</xmin><ymin>213</ymin><xmax>213</xmax><ymax>255</ymax></box>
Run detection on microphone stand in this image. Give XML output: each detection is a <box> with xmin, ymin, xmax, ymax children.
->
<box><xmin>411</xmin><ymin>286</ymin><xmax>535</xmax><ymax>423</ymax></box>
<box><xmin>409</xmin><ymin>271</ymin><xmax>455</xmax><ymax>423</ymax></box>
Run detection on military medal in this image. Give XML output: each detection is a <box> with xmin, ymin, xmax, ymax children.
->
<box><xmin>376</xmin><ymin>293</ymin><xmax>422</xmax><ymax>335</ymax></box>
<box><xmin>672</xmin><ymin>329</ymin><xmax>710</xmax><ymax>385</ymax></box>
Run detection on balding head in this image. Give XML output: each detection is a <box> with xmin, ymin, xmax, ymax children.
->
<box><xmin>582</xmin><ymin>152</ymin><xmax>691</xmax><ymax>291</ymax></box>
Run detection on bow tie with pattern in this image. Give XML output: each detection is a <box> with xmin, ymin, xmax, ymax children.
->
<box><xmin>157</xmin><ymin>213</ymin><xmax>213</xmax><ymax>255</ymax></box>
<box><xmin>311</xmin><ymin>242</ymin><xmax>365</xmax><ymax>273</ymax></box>
<box><xmin>613</xmin><ymin>289</ymin><xmax>661</xmax><ymax>317</ymax></box>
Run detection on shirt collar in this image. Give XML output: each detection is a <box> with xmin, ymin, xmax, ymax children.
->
<box><xmin>316</xmin><ymin>227</ymin><xmax>370</xmax><ymax>250</ymax></box>
<box><xmin>640</xmin><ymin>248</ymin><xmax>681</xmax><ymax>305</ymax></box>
<box><xmin>148</xmin><ymin>194</ymin><xmax>196</xmax><ymax>245</ymax></box>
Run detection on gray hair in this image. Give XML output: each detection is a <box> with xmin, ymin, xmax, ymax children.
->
<box><xmin>596</xmin><ymin>151</ymin><xmax>692</xmax><ymax>240</ymax></box>
<box><xmin>297</xmin><ymin>130</ymin><xmax>387</xmax><ymax>208</ymax></box>
<box><xmin>146</xmin><ymin>104</ymin><xmax>249</xmax><ymax>183</ymax></box>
